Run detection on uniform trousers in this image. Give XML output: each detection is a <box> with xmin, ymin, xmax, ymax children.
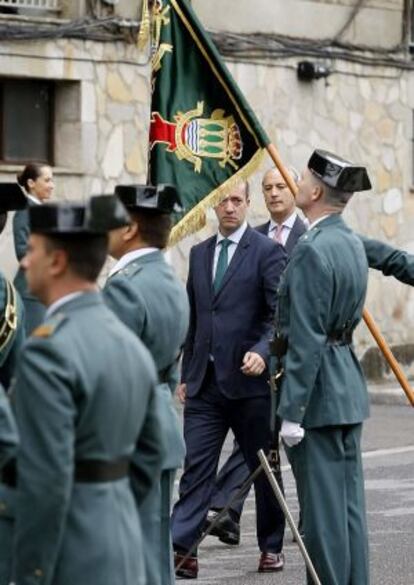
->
<box><xmin>289</xmin><ymin>424</ymin><xmax>369</xmax><ymax>585</ymax></box>
<box><xmin>140</xmin><ymin>469</ymin><xmax>176</xmax><ymax>585</ymax></box>
<box><xmin>171</xmin><ymin>365</ymin><xmax>285</xmax><ymax>554</ymax></box>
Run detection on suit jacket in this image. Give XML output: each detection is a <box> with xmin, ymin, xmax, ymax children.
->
<box><xmin>360</xmin><ymin>235</ymin><xmax>414</xmax><ymax>285</ymax></box>
<box><xmin>182</xmin><ymin>226</ymin><xmax>287</xmax><ymax>399</ymax></box>
<box><xmin>277</xmin><ymin>214</ymin><xmax>370</xmax><ymax>429</ymax></box>
<box><xmin>104</xmin><ymin>250</ymin><xmax>190</xmax><ymax>470</ymax></box>
<box><xmin>12</xmin><ymin>292</ymin><xmax>163</xmax><ymax>585</ymax></box>
<box><xmin>255</xmin><ymin>214</ymin><xmax>307</xmax><ymax>257</ymax></box>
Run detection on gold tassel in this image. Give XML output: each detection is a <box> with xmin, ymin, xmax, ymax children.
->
<box><xmin>168</xmin><ymin>149</ymin><xmax>265</xmax><ymax>248</ymax></box>
<box><xmin>137</xmin><ymin>0</ymin><xmax>150</xmax><ymax>50</ymax></box>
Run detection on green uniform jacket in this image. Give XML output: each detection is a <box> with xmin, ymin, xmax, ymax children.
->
<box><xmin>13</xmin><ymin>207</ymin><xmax>46</xmax><ymax>335</ymax></box>
<box><xmin>104</xmin><ymin>251</ymin><xmax>189</xmax><ymax>585</ymax></box>
<box><xmin>12</xmin><ymin>292</ymin><xmax>163</xmax><ymax>585</ymax></box>
<box><xmin>0</xmin><ymin>273</ymin><xmax>25</xmax><ymax>389</ymax></box>
<box><xmin>104</xmin><ymin>250</ymin><xmax>190</xmax><ymax>470</ymax></box>
<box><xmin>0</xmin><ymin>273</ymin><xmax>23</xmax><ymax>585</ymax></box>
<box><xmin>277</xmin><ymin>214</ymin><xmax>370</xmax><ymax>428</ymax></box>
<box><xmin>361</xmin><ymin>235</ymin><xmax>414</xmax><ymax>285</ymax></box>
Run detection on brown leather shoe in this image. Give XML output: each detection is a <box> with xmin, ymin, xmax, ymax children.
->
<box><xmin>258</xmin><ymin>552</ymin><xmax>285</xmax><ymax>573</ymax></box>
<box><xmin>174</xmin><ymin>552</ymin><xmax>199</xmax><ymax>579</ymax></box>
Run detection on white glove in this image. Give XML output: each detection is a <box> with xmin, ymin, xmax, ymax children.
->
<box><xmin>281</xmin><ymin>419</ymin><xmax>305</xmax><ymax>447</ymax></box>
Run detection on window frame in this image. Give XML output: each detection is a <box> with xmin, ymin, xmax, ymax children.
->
<box><xmin>0</xmin><ymin>77</ymin><xmax>55</xmax><ymax>166</ymax></box>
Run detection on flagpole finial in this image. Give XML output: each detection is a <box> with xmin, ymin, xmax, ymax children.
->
<box><xmin>137</xmin><ymin>0</ymin><xmax>151</xmax><ymax>50</ymax></box>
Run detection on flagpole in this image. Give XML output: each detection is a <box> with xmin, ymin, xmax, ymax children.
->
<box><xmin>266</xmin><ymin>143</ymin><xmax>414</xmax><ymax>407</ymax></box>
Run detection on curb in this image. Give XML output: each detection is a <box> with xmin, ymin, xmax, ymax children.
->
<box><xmin>368</xmin><ymin>384</ymin><xmax>411</xmax><ymax>406</ymax></box>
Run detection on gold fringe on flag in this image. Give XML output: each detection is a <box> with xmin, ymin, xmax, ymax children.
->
<box><xmin>168</xmin><ymin>148</ymin><xmax>265</xmax><ymax>248</ymax></box>
<box><xmin>137</xmin><ymin>0</ymin><xmax>151</xmax><ymax>50</ymax></box>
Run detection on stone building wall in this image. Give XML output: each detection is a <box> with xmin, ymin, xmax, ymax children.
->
<box><xmin>0</xmin><ymin>36</ymin><xmax>151</xmax><ymax>278</ymax></box>
<box><xmin>192</xmin><ymin>0</ymin><xmax>405</xmax><ymax>48</ymax></box>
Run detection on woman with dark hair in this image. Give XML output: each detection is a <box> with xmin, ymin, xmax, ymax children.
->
<box><xmin>13</xmin><ymin>163</ymin><xmax>54</xmax><ymax>334</ymax></box>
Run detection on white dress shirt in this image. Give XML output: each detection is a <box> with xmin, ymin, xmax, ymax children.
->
<box><xmin>308</xmin><ymin>214</ymin><xmax>332</xmax><ymax>231</ymax></box>
<box><xmin>45</xmin><ymin>291</ymin><xmax>89</xmax><ymax>319</ymax></box>
<box><xmin>108</xmin><ymin>247</ymin><xmax>158</xmax><ymax>278</ymax></box>
<box><xmin>27</xmin><ymin>194</ymin><xmax>42</xmax><ymax>205</ymax></box>
<box><xmin>212</xmin><ymin>221</ymin><xmax>248</xmax><ymax>279</ymax></box>
<box><xmin>267</xmin><ymin>212</ymin><xmax>297</xmax><ymax>246</ymax></box>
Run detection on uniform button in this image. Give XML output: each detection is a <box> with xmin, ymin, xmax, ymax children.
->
<box><xmin>34</xmin><ymin>568</ymin><xmax>43</xmax><ymax>578</ymax></box>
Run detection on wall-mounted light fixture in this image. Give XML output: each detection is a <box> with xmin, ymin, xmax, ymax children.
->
<box><xmin>297</xmin><ymin>61</ymin><xmax>331</xmax><ymax>82</ymax></box>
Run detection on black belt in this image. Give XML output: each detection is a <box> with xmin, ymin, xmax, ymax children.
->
<box><xmin>1</xmin><ymin>457</ymin><xmax>130</xmax><ymax>487</ymax></box>
<box><xmin>1</xmin><ymin>460</ymin><xmax>16</xmax><ymax>488</ymax></box>
<box><xmin>327</xmin><ymin>330</ymin><xmax>353</xmax><ymax>345</ymax></box>
<box><xmin>75</xmin><ymin>458</ymin><xmax>130</xmax><ymax>483</ymax></box>
<box><xmin>158</xmin><ymin>366</ymin><xmax>171</xmax><ymax>384</ymax></box>
<box><xmin>269</xmin><ymin>335</ymin><xmax>288</xmax><ymax>358</ymax></box>
<box><xmin>268</xmin><ymin>330</ymin><xmax>352</xmax><ymax>358</ymax></box>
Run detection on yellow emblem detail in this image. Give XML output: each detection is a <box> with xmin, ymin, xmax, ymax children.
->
<box><xmin>174</xmin><ymin>102</ymin><xmax>242</xmax><ymax>172</ymax></box>
<box><xmin>151</xmin><ymin>0</ymin><xmax>173</xmax><ymax>73</ymax></box>
<box><xmin>32</xmin><ymin>324</ymin><xmax>55</xmax><ymax>338</ymax></box>
<box><xmin>150</xmin><ymin>101</ymin><xmax>243</xmax><ymax>174</ymax></box>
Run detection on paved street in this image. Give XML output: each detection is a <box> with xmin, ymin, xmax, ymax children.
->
<box><xmin>174</xmin><ymin>403</ymin><xmax>414</xmax><ymax>585</ymax></box>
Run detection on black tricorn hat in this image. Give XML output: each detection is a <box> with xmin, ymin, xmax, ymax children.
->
<box><xmin>86</xmin><ymin>195</ymin><xmax>131</xmax><ymax>232</ymax></box>
<box><xmin>115</xmin><ymin>184</ymin><xmax>183</xmax><ymax>215</ymax></box>
<box><xmin>308</xmin><ymin>150</ymin><xmax>372</xmax><ymax>192</ymax></box>
<box><xmin>0</xmin><ymin>183</ymin><xmax>27</xmax><ymax>212</ymax></box>
<box><xmin>29</xmin><ymin>196</ymin><xmax>130</xmax><ymax>235</ymax></box>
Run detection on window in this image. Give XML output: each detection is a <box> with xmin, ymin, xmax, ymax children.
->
<box><xmin>0</xmin><ymin>78</ymin><xmax>54</xmax><ymax>164</ymax></box>
<box><xmin>0</xmin><ymin>0</ymin><xmax>59</xmax><ymax>13</ymax></box>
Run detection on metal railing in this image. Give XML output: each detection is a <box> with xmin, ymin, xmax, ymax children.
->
<box><xmin>0</xmin><ymin>0</ymin><xmax>60</xmax><ymax>10</ymax></box>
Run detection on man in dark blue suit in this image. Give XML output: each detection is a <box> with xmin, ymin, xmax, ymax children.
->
<box><xmin>208</xmin><ymin>167</ymin><xmax>306</xmax><ymax>542</ymax></box>
<box><xmin>171</xmin><ymin>181</ymin><xmax>287</xmax><ymax>579</ymax></box>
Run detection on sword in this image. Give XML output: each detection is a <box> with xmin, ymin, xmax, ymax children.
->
<box><xmin>175</xmin><ymin>461</ymin><xmax>263</xmax><ymax>570</ymax></box>
<box><xmin>258</xmin><ymin>449</ymin><xmax>322</xmax><ymax>585</ymax></box>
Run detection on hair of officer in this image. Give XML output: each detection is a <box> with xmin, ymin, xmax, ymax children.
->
<box><xmin>322</xmin><ymin>184</ymin><xmax>353</xmax><ymax>207</ymax></box>
<box><xmin>130</xmin><ymin>210</ymin><xmax>172</xmax><ymax>249</ymax></box>
<box><xmin>17</xmin><ymin>163</ymin><xmax>45</xmax><ymax>192</ymax></box>
<box><xmin>44</xmin><ymin>234</ymin><xmax>108</xmax><ymax>282</ymax></box>
<box><xmin>311</xmin><ymin>173</ymin><xmax>353</xmax><ymax>208</ymax></box>
<box><xmin>0</xmin><ymin>212</ymin><xmax>7</xmax><ymax>235</ymax></box>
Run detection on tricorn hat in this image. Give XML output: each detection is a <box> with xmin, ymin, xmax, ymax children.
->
<box><xmin>0</xmin><ymin>183</ymin><xmax>27</xmax><ymax>212</ymax></box>
<box><xmin>115</xmin><ymin>184</ymin><xmax>183</xmax><ymax>215</ymax></box>
<box><xmin>308</xmin><ymin>150</ymin><xmax>371</xmax><ymax>192</ymax></box>
<box><xmin>29</xmin><ymin>196</ymin><xmax>130</xmax><ymax>235</ymax></box>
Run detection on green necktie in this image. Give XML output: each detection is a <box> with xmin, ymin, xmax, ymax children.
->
<box><xmin>214</xmin><ymin>238</ymin><xmax>231</xmax><ymax>293</ymax></box>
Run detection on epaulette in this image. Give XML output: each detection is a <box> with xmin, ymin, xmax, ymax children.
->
<box><xmin>31</xmin><ymin>313</ymin><xmax>66</xmax><ymax>338</ymax></box>
<box><xmin>118</xmin><ymin>262</ymin><xmax>144</xmax><ymax>279</ymax></box>
<box><xmin>300</xmin><ymin>228</ymin><xmax>321</xmax><ymax>243</ymax></box>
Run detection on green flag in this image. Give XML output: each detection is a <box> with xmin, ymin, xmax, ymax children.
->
<box><xmin>146</xmin><ymin>0</ymin><xmax>270</xmax><ymax>245</ymax></box>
